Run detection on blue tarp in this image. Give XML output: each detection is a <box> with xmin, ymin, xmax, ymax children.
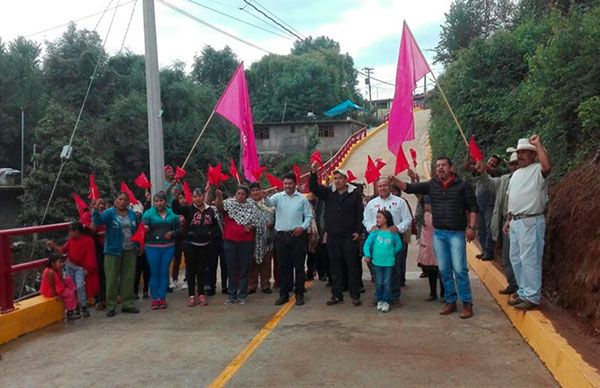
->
<box><xmin>323</xmin><ymin>99</ymin><xmax>363</xmax><ymax>117</ymax></box>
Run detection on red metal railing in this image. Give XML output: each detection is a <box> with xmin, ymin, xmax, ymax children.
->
<box><xmin>320</xmin><ymin>126</ymin><xmax>368</xmax><ymax>179</ymax></box>
<box><xmin>0</xmin><ymin>222</ymin><xmax>70</xmax><ymax>313</ymax></box>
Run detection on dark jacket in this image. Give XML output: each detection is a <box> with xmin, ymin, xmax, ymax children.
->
<box><xmin>309</xmin><ymin>173</ymin><xmax>363</xmax><ymax>238</ymax></box>
<box><xmin>405</xmin><ymin>175</ymin><xmax>478</xmax><ymax>231</ymax></box>
<box><xmin>172</xmin><ymin>200</ymin><xmax>221</xmax><ymax>244</ymax></box>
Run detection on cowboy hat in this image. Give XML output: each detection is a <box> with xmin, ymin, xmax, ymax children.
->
<box><xmin>508</xmin><ymin>152</ymin><xmax>518</xmax><ymax>163</ymax></box>
<box><xmin>514</xmin><ymin>138</ymin><xmax>537</xmax><ymax>152</ymax></box>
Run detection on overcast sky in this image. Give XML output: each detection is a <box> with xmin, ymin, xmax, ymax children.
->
<box><xmin>0</xmin><ymin>0</ymin><xmax>452</xmax><ymax>100</ymax></box>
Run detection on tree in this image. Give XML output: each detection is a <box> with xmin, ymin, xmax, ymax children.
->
<box><xmin>434</xmin><ymin>0</ymin><xmax>517</xmax><ymax>64</ymax></box>
<box><xmin>191</xmin><ymin>45</ymin><xmax>239</xmax><ymax>95</ymax></box>
<box><xmin>20</xmin><ymin>103</ymin><xmax>114</xmax><ymax>224</ymax></box>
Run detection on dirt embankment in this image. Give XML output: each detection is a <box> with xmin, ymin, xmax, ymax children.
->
<box><xmin>543</xmin><ymin>153</ymin><xmax>600</xmax><ymax>335</ymax></box>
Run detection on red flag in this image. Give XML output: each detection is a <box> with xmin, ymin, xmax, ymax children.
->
<box><xmin>131</xmin><ymin>223</ymin><xmax>147</xmax><ymax>250</ymax></box>
<box><xmin>374</xmin><ymin>158</ymin><xmax>386</xmax><ymax>170</ymax></box>
<box><xmin>214</xmin><ymin>63</ymin><xmax>260</xmax><ymax>182</ymax></box>
<box><xmin>182</xmin><ymin>181</ymin><xmax>193</xmax><ymax>204</ymax></box>
<box><xmin>134</xmin><ymin>172</ymin><xmax>152</xmax><ymax>190</ymax></box>
<box><xmin>293</xmin><ymin>164</ymin><xmax>301</xmax><ymax>185</ymax></box>
<box><xmin>266</xmin><ymin>173</ymin><xmax>283</xmax><ymax>190</ymax></box>
<box><xmin>219</xmin><ymin>172</ymin><xmax>230</xmax><ymax>184</ymax></box>
<box><xmin>347</xmin><ymin>169</ymin><xmax>358</xmax><ymax>183</ymax></box>
<box><xmin>409</xmin><ymin>148</ymin><xmax>418</xmax><ymax>168</ymax></box>
<box><xmin>120</xmin><ymin>182</ymin><xmax>139</xmax><ymax>205</ymax></box>
<box><xmin>395</xmin><ymin>147</ymin><xmax>410</xmax><ymax>175</ymax></box>
<box><xmin>388</xmin><ymin>22</ymin><xmax>431</xmax><ymax>154</ymax></box>
<box><xmin>88</xmin><ymin>175</ymin><xmax>99</xmax><ymax>200</ymax></box>
<box><xmin>207</xmin><ymin>164</ymin><xmax>220</xmax><ymax>186</ymax></box>
<box><xmin>72</xmin><ymin>193</ymin><xmax>89</xmax><ymax>222</ymax></box>
<box><xmin>252</xmin><ymin>166</ymin><xmax>267</xmax><ymax>180</ymax></box>
<box><xmin>365</xmin><ymin>156</ymin><xmax>381</xmax><ymax>184</ymax></box>
<box><xmin>229</xmin><ymin>158</ymin><xmax>240</xmax><ymax>182</ymax></box>
<box><xmin>310</xmin><ymin>150</ymin><xmax>323</xmax><ymax>167</ymax></box>
<box><xmin>469</xmin><ymin>136</ymin><xmax>484</xmax><ymax>162</ymax></box>
<box><xmin>174</xmin><ymin>166</ymin><xmax>187</xmax><ymax>180</ymax></box>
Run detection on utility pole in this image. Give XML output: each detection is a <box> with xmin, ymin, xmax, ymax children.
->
<box><xmin>143</xmin><ymin>0</ymin><xmax>165</xmax><ymax>196</ymax></box>
<box><xmin>281</xmin><ymin>98</ymin><xmax>287</xmax><ymax>122</ymax></box>
<box><xmin>20</xmin><ymin>108</ymin><xmax>25</xmax><ymax>186</ymax></box>
<box><xmin>363</xmin><ymin>67</ymin><xmax>374</xmax><ymax>106</ymax></box>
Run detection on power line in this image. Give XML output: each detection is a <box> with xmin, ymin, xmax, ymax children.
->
<box><xmin>252</xmin><ymin>0</ymin><xmax>305</xmax><ymax>38</ymax></box>
<box><xmin>157</xmin><ymin>0</ymin><xmax>273</xmax><ymax>54</ymax></box>
<box><xmin>239</xmin><ymin>7</ymin><xmax>295</xmax><ymax>38</ymax></box>
<box><xmin>119</xmin><ymin>0</ymin><xmax>138</xmax><ymax>53</ymax></box>
<box><xmin>181</xmin><ymin>0</ymin><xmax>293</xmax><ymax>40</ymax></box>
<box><xmin>242</xmin><ymin>0</ymin><xmax>302</xmax><ymax>41</ymax></box>
<box><xmin>24</xmin><ymin>0</ymin><xmax>135</xmax><ymax>38</ymax></box>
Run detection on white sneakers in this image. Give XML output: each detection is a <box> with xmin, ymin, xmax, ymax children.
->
<box><xmin>181</xmin><ymin>281</ymin><xmax>188</xmax><ymax>290</ymax></box>
<box><xmin>376</xmin><ymin>301</ymin><xmax>390</xmax><ymax>313</ymax></box>
<box><xmin>169</xmin><ymin>280</ymin><xmax>178</xmax><ymax>289</ymax></box>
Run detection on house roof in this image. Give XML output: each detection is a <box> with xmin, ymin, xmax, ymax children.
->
<box><xmin>255</xmin><ymin>119</ymin><xmax>366</xmax><ymax>127</ymax></box>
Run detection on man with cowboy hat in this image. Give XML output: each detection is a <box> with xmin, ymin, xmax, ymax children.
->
<box><xmin>503</xmin><ymin>134</ymin><xmax>552</xmax><ymax>310</ymax></box>
<box><xmin>474</xmin><ymin>151</ymin><xmax>521</xmax><ymax>296</ymax></box>
<box><xmin>310</xmin><ymin>164</ymin><xmax>364</xmax><ymax>306</ymax></box>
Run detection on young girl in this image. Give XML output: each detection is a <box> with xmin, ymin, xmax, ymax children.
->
<box><xmin>417</xmin><ymin>196</ymin><xmax>445</xmax><ymax>301</ymax></box>
<box><xmin>47</xmin><ymin>222</ymin><xmax>98</xmax><ymax>318</ymax></box>
<box><xmin>40</xmin><ymin>254</ymin><xmax>79</xmax><ymax>320</ymax></box>
<box><xmin>363</xmin><ymin>210</ymin><xmax>403</xmax><ymax>313</ymax></box>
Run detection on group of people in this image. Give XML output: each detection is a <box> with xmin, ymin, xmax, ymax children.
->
<box><xmin>40</xmin><ymin>134</ymin><xmax>551</xmax><ymax>320</ymax></box>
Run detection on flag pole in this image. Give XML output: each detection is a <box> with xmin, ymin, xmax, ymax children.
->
<box><xmin>182</xmin><ymin>110</ymin><xmax>216</xmax><ymax>169</ymax></box>
<box><xmin>428</xmin><ymin>72</ymin><xmax>469</xmax><ymax>148</ymax></box>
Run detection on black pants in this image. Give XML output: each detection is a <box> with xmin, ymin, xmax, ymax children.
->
<box><xmin>275</xmin><ymin>232</ymin><xmax>307</xmax><ymax>297</ymax></box>
<box><xmin>316</xmin><ymin>243</ymin><xmax>330</xmax><ymax>279</ymax></box>
<box><xmin>184</xmin><ymin>242</ymin><xmax>213</xmax><ymax>297</ymax></box>
<box><xmin>328</xmin><ymin>235</ymin><xmax>361</xmax><ymax>300</ymax></box>
<box><xmin>134</xmin><ymin>251</ymin><xmax>150</xmax><ymax>295</ymax></box>
<box><xmin>206</xmin><ymin>239</ymin><xmax>227</xmax><ymax>292</ymax></box>
<box><xmin>423</xmin><ymin>265</ymin><xmax>444</xmax><ymax>297</ymax></box>
<box><xmin>306</xmin><ymin>251</ymin><xmax>317</xmax><ymax>279</ymax></box>
<box><xmin>391</xmin><ymin>244</ymin><xmax>409</xmax><ymax>300</ymax></box>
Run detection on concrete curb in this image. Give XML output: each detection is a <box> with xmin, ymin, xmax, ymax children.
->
<box><xmin>466</xmin><ymin>243</ymin><xmax>600</xmax><ymax>388</ymax></box>
<box><xmin>0</xmin><ymin>296</ymin><xmax>63</xmax><ymax>345</ymax></box>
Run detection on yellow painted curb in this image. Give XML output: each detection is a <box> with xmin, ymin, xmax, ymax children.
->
<box><xmin>334</xmin><ymin>122</ymin><xmax>388</xmax><ymax>172</ymax></box>
<box><xmin>0</xmin><ymin>296</ymin><xmax>64</xmax><ymax>345</ymax></box>
<box><xmin>467</xmin><ymin>243</ymin><xmax>600</xmax><ymax>388</ymax></box>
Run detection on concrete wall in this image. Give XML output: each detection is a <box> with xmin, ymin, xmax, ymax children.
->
<box><xmin>255</xmin><ymin>120</ymin><xmax>364</xmax><ymax>156</ymax></box>
<box><xmin>0</xmin><ymin>187</ymin><xmax>23</xmax><ymax>229</ymax></box>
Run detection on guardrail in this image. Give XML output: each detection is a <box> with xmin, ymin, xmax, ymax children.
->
<box><xmin>320</xmin><ymin>126</ymin><xmax>368</xmax><ymax>179</ymax></box>
<box><xmin>0</xmin><ymin>222</ymin><xmax>70</xmax><ymax>313</ymax></box>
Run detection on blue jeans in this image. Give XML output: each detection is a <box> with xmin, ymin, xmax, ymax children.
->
<box><xmin>66</xmin><ymin>263</ymin><xmax>86</xmax><ymax>308</ymax></box>
<box><xmin>477</xmin><ymin>200</ymin><xmax>495</xmax><ymax>258</ymax></box>
<box><xmin>509</xmin><ymin>216</ymin><xmax>545</xmax><ymax>304</ymax></box>
<box><xmin>433</xmin><ymin>229</ymin><xmax>472</xmax><ymax>304</ymax></box>
<box><xmin>374</xmin><ymin>265</ymin><xmax>393</xmax><ymax>303</ymax></box>
<box><xmin>145</xmin><ymin>245</ymin><xmax>175</xmax><ymax>300</ymax></box>
<box><xmin>224</xmin><ymin>240</ymin><xmax>253</xmax><ymax>299</ymax></box>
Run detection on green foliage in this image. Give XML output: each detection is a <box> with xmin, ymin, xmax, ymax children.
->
<box><xmin>191</xmin><ymin>45</ymin><xmax>239</xmax><ymax>95</ymax></box>
<box><xmin>430</xmin><ymin>2</ymin><xmax>600</xmax><ymax>178</ymax></box>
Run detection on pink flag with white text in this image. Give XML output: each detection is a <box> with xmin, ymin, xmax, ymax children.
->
<box><xmin>214</xmin><ymin>63</ymin><xmax>260</xmax><ymax>182</ymax></box>
<box><xmin>387</xmin><ymin>22</ymin><xmax>431</xmax><ymax>154</ymax></box>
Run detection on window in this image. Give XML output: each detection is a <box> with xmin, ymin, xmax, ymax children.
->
<box><xmin>318</xmin><ymin>125</ymin><xmax>335</xmax><ymax>138</ymax></box>
<box><xmin>290</xmin><ymin>125</ymin><xmax>296</xmax><ymax>133</ymax></box>
<box><xmin>256</xmin><ymin>126</ymin><xmax>269</xmax><ymax>140</ymax></box>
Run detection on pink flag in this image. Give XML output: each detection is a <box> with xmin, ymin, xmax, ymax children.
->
<box><xmin>388</xmin><ymin>22</ymin><xmax>431</xmax><ymax>154</ymax></box>
<box><xmin>214</xmin><ymin>63</ymin><xmax>260</xmax><ymax>182</ymax></box>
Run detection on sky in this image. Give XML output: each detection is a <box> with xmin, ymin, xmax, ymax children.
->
<box><xmin>0</xmin><ymin>0</ymin><xmax>452</xmax><ymax>100</ymax></box>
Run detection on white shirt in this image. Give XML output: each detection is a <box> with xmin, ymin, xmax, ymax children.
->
<box><xmin>507</xmin><ymin>163</ymin><xmax>548</xmax><ymax>215</ymax></box>
<box><xmin>363</xmin><ymin>194</ymin><xmax>412</xmax><ymax>233</ymax></box>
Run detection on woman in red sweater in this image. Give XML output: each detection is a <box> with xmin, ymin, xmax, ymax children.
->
<box><xmin>47</xmin><ymin>222</ymin><xmax>99</xmax><ymax>317</ymax></box>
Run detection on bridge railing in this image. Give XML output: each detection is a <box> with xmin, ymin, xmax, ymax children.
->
<box><xmin>0</xmin><ymin>222</ymin><xmax>70</xmax><ymax>313</ymax></box>
<box><xmin>320</xmin><ymin>126</ymin><xmax>368</xmax><ymax>179</ymax></box>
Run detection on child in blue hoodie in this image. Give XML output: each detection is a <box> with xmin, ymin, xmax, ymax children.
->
<box><xmin>363</xmin><ymin>210</ymin><xmax>403</xmax><ymax>313</ymax></box>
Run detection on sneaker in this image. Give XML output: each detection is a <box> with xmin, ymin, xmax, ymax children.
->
<box><xmin>197</xmin><ymin>294</ymin><xmax>208</xmax><ymax>306</ymax></box>
<box><xmin>122</xmin><ymin>307</ymin><xmax>140</xmax><ymax>314</ymax></box>
<box><xmin>377</xmin><ymin>301</ymin><xmax>383</xmax><ymax>311</ymax></box>
<box><xmin>169</xmin><ymin>280</ymin><xmax>178</xmax><ymax>289</ymax></box>
<box><xmin>326</xmin><ymin>297</ymin><xmax>343</xmax><ymax>306</ymax></box>
<box><xmin>381</xmin><ymin>302</ymin><xmax>390</xmax><ymax>313</ymax></box>
<box><xmin>262</xmin><ymin>288</ymin><xmax>272</xmax><ymax>294</ymax></box>
<box><xmin>239</xmin><ymin>298</ymin><xmax>248</xmax><ymax>305</ymax></box>
<box><xmin>224</xmin><ymin>298</ymin><xmax>237</xmax><ymax>305</ymax></box>
<box><xmin>151</xmin><ymin>300</ymin><xmax>161</xmax><ymax>310</ymax></box>
<box><xmin>181</xmin><ymin>281</ymin><xmax>188</xmax><ymax>290</ymax></box>
<box><xmin>81</xmin><ymin>307</ymin><xmax>90</xmax><ymax>318</ymax></box>
<box><xmin>159</xmin><ymin>299</ymin><xmax>168</xmax><ymax>309</ymax></box>
<box><xmin>513</xmin><ymin>300</ymin><xmax>539</xmax><ymax>311</ymax></box>
<box><xmin>275</xmin><ymin>296</ymin><xmax>289</xmax><ymax>305</ymax></box>
<box><xmin>106</xmin><ymin>310</ymin><xmax>116</xmax><ymax>318</ymax></box>
<box><xmin>187</xmin><ymin>295</ymin><xmax>196</xmax><ymax>307</ymax></box>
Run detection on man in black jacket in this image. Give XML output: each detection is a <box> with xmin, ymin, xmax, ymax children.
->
<box><xmin>391</xmin><ymin>157</ymin><xmax>478</xmax><ymax>319</ymax></box>
<box><xmin>310</xmin><ymin>163</ymin><xmax>364</xmax><ymax>306</ymax></box>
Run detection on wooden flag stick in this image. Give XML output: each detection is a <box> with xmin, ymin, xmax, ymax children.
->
<box><xmin>427</xmin><ymin>72</ymin><xmax>469</xmax><ymax>148</ymax></box>
<box><xmin>182</xmin><ymin>110</ymin><xmax>216</xmax><ymax>169</ymax></box>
